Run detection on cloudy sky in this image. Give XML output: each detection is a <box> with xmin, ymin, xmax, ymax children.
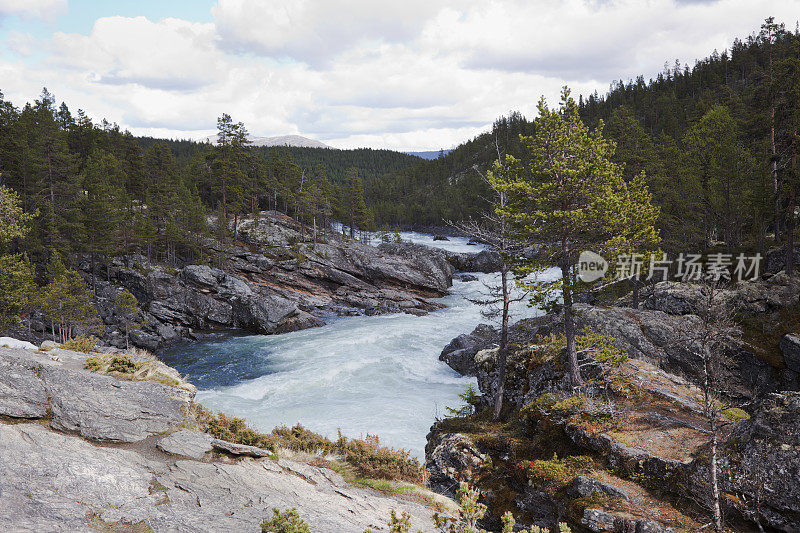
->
<box><xmin>0</xmin><ymin>0</ymin><xmax>797</xmax><ymax>151</ymax></box>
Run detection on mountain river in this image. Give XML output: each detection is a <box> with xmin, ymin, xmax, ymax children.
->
<box><xmin>159</xmin><ymin>232</ymin><xmax>557</xmax><ymax>457</ymax></box>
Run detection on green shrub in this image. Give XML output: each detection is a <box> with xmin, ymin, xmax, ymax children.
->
<box><xmin>577</xmin><ymin>327</ymin><xmax>628</xmax><ymax>366</ymax></box>
<box><xmin>62</xmin><ymin>335</ymin><xmax>97</xmax><ymax>354</ymax></box>
<box><xmin>108</xmin><ymin>355</ymin><xmax>141</xmax><ymax>374</ymax></box>
<box><xmin>260</xmin><ymin>508</ymin><xmax>310</xmax><ymax>533</ymax></box>
<box><xmin>520</xmin><ymin>454</ymin><xmax>593</xmax><ymax>486</ymax></box>
<box><xmin>84</xmin><ymin>355</ymin><xmax>105</xmax><ymax>371</ymax></box>
<box><xmin>524</xmin><ymin>392</ymin><xmax>586</xmax><ymax>418</ymax></box>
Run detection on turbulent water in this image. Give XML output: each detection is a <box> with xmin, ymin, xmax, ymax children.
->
<box><xmin>159</xmin><ymin>232</ymin><xmax>556</xmax><ymax>457</ymax></box>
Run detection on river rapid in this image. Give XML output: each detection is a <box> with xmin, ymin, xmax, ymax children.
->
<box><xmin>159</xmin><ymin>232</ymin><xmax>556</xmax><ymax>457</ymax></box>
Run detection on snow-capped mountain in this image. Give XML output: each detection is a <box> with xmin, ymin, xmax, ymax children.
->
<box><xmin>200</xmin><ymin>134</ymin><xmax>333</xmax><ymax>149</ymax></box>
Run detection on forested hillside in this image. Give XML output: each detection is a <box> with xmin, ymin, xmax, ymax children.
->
<box><xmin>136</xmin><ymin>136</ymin><xmax>422</xmax><ymax>185</ymax></box>
<box><xmin>370</xmin><ymin>18</ymin><xmax>800</xmax><ymax>255</ymax></box>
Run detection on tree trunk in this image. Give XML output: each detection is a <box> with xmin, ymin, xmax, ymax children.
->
<box><xmin>787</xmin><ymin>186</ymin><xmax>796</xmax><ymax>277</ymax></box>
<box><xmin>769</xmin><ymin>37</ymin><xmax>781</xmax><ymax>241</ymax></box>
<box><xmin>349</xmin><ymin>211</ymin><xmax>355</xmax><ymax>239</ymax></box>
<box><xmin>313</xmin><ymin>215</ymin><xmax>317</xmax><ymax>246</ymax></box>
<box><xmin>493</xmin><ymin>264</ymin><xmax>510</xmax><ymax>421</ymax></box>
<box><xmin>788</xmin><ymin>138</ymin><xmax>798</xmax><ymax>277</ymax></box>
<box><xmin>561</xmin><ymin>262</ymin><xmax>583</xmax><ymax>388</ymax></box>
<box><xmin>710</xmin><ymin>415</ymin><xmax>723</xmax><ymax>532</ymax></box>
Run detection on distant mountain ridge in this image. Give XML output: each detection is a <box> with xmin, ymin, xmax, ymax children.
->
<box><xmin>201</xmin><ymin>134</ymin><xmax>332</xmax><ymax>149</ymax></box>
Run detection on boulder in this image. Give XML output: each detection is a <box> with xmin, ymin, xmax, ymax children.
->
<box><xmin>780</xmin><ymin>334</ymin><xmax>800</xmax><ymax>373</ymax></box>
<box><xmin>719</xmin><ymin>392</ymin><xmax>800</xmax><ymax>532</ymax></box>
<box><xmin>211</xmin><ymin>438</ymin><xmax>273</xmax><ymax>457</ymax></box>
<box><xmin>439</xmin><ymin>324</ymin><xmax>496</xmax><ymax>376</ymax></box>
<box><xmin>566</xmin><ymin>476</ymin><xmax>629</xmax><ymax>501</ymax></box>
<box><xmin>182</xmin><ymin>264</ymin><xmax>221</xmax><ymax>287</ymax></box>
<box><xmin>0</xmin><ymin>336</ymin><xmax>38</xmax><ymax>350</ymax></box>
<box><xmin>447</xmin><ymin>249</ymin><xmax>503</xmax><ymax>273</ymax></box>
<box><xmin>158</xmin><ymin>430</ymin><xmax>214</xmax><ymax>460</ymax></box>
<box><xmin>425</xmin><ymin>433</ymin><xmax>488</xmax><ymax>498</ymax></box>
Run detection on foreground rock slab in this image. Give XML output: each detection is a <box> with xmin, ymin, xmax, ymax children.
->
<box><xmin>0</xmin><ymin>423</ymin><xmax>437</xmax><ymax>533</ymax></box>
<box><xmin>0</xmin><ymin>346</ymin><xmax>193</xmax><ymax>442</ymax></box>
<box><xmin>0</xmin><ymin>344</ymin><xmax>438</xmax><ymax>532</ymax></box>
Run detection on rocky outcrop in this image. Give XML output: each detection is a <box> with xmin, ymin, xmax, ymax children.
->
<box><xmin>59</xmin><ymin>212</ymin><xmax>467</xmax><ymax>350</ymax></box>
<box><xmin>439</xmin><ymin>324</ymin><xmax>497</xmax><ymax>375</ymax></box>
<box><xmin>642</xmin><ymin>274</ymin><xmax>800</xmax><ymax>317</ymax></box>
<box><xmin>0</xmin><ymin>344</ymin><xmax>437</xmax><ymax>532</ymax></box>
<box><xmin>425</xmin><ymin>432</ymin><xmax>489</xmax><ymax>499</ymax></box>
<box><xmin>430</xmin><ymin>275</ymin><xmax>800</xmax><ymax>531</ymax></box>
<box><xmin>719</xmin><ymin>392</ymin><xmax>800</xmax><ymax>532</ymax></box>
<box><xmin>445</xmin><ymin>249</ymin><xmax>504</xmax><ymax>273</ymax></box>
<box><xmin>0</xmin><ymin>345</ymin><xmax>194</xmax><ymax>442</ymax></box>
<box><xmin>574</xmin><ymin>304</ymin><xmax>780</xmax><ymax>401</ymax></box>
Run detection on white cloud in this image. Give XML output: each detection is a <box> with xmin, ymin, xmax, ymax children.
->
<box><xmin>0</xmin><ymin>0</ymin><xmax>66</xmax><ymax>22</ymax></box>
<box><xmin>5</xmin><ymin>31</ymin><xmax>35</xmax><ymax>56</ymax></box>
<box><xmin>1</xmin><ymin>1</ymin><xmax>798</xmax><ymax>151</ymax></box>
<box><xmin>211</xmin><ymin>0</ymin><xmax>471</xmax><ymax>66</ymax></box>
<box><xmin>51</xmin><ymin>16</ymin><xmax>223</xmax><ymax>91</ymax></box>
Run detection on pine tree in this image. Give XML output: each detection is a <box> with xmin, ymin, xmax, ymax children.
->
<box><xmin>496</xmin><ymin>87</ymin><xmax>660</xmax><ymax>388</ymax></box>
<box><xmin>343</xmin><ymin>167</ymin><xmax>371</xmax><ymax>239</ymax></box>
<box><xmin>685</xmin><ymin>105</ymin><xmax>752</xmax><ymax>250</ymax></box>
<box><xmin>114</xmin><ymin>289</ymin><xmax>139</xmax><ymax>349</ymax></box>
<box><xmin>82</xmin><ymin>149</ymin><xmax>125</xmax><ymax>288</ymax></box>
<box><xmin>213</xmin><ymin>114</ymin><xmax>251</xmax><ymax>239</ymax></box>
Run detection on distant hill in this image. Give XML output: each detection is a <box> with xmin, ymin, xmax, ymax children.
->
<box><xmin>200</xmin><ymin>134</ymin><xmax>333</xmax><ymax>149</ymax></box>
<box><xmin>404</xmin><ymin>150</ymin><xmax>452</xmax><ymax>160</ymax></box>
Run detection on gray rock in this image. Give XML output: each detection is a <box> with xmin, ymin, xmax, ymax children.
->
<box><xmin>567</xmin><ymin>476</ymin><xmax>629</xmax><ymax>501</ymax></box>
<box><xmin>0</xmin><ymin>422</ymin><xmax>437</xmax><ymax>533</ymax></box>
<box><xmin>440</xmin><ymin>332</ymin><xmax>489</xmax><ymax>376</ymax></box>
<box><xmin>425</xmin><ymin>433</ymin><xmax>487</xmax><ymax>498</ymax></box>
<box><xmin>582</xmin><ymin>508</ymin><xmax>617</xmax><ymax>532</ymax></box>
<box><xmin>446</xmin><ymin>249</ymin><xmax>503</xmax><ymax>273</ymax></box>
<box><xmin>182</xmin><ymin>264</ymin><xmax>220</xmax><ymax>287</ymax></box>
<box><xmin>718</xmin><ymin>392</ymin><xmax>800</xmax><ymax>532</ymax></box>
<box><xmin>0</xmin><ymin>348</ymin><xmax>50</xmax><ymax>418</ymax></box>
<box><xmin>0</xmin><ymin>336</ymin><xmax>38</xmax><ymax>350</ymax></box>
<box><xmin>211</xmin><ymin>438</ymin><xmax>273</xmax><ymax>457</ymax></box>
<box><xmin>780</xmin><ymin>334</ymin><xmax>800</xmax><ymax>373</ymax></box>
<box><xmin>157</xmin><ymin>430</ymin><xmax>213</xmax><ymax>459</ymax></box>
<box><xmin>41</xmin><ymin>364</ymin><xmax>193</xmax><ymax>442</ymax></box>
<box><xmin>575</xmin><ymin>304</ymin><xmax>776</xmax><ymax>400</ymax></box>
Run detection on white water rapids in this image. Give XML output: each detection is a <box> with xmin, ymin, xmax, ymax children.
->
<box><xmin>159</xmin><ymin>232</ymin><xmax>557</xmax><ymax>457</ymax></box>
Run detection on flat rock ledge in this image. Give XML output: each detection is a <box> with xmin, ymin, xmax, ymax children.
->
<box><xmin>0</xmin><ymin>345</ymin><xmax>437</xmax><ymax>532</ymax></box>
